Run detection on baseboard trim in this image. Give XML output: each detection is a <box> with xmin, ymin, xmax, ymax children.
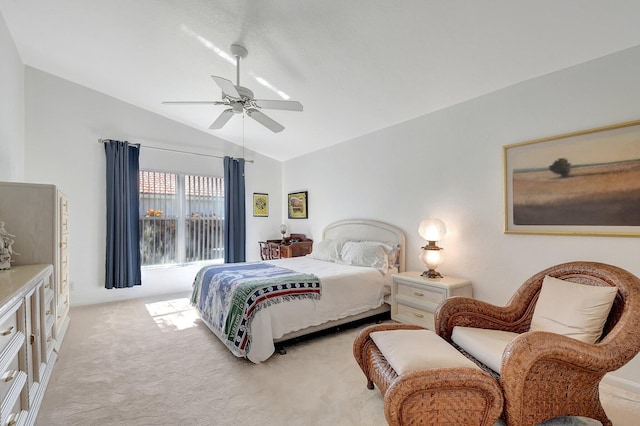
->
<box><xmin>601</xmin><ymin>374</ymin><xmax>640</xmax><ymax>400</ymax></box>
<box><xmin>54</xmin><ymin>315</ymin><xmax>70</xmax><ymax>352</ymax></box>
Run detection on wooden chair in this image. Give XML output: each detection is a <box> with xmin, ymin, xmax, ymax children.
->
<box><xmin>258</xmin><ymin>241</ymin><xmax>270</xmax><ymax>260</ymax></box>
<box><xmin>268</xmin><ymin>242</ymin><xmax>281</xmax><ymax>259</ymax></box>
<box><xmin>435</xmin><ymin>261</ymin><xmax>640</xmax><ymax>426</ymax></box>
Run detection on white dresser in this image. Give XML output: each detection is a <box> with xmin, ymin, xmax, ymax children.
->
<box><xmin>391</xmin><ymin>271</ymin><xmax>472</xmax><ymax>330</ymax></box>
<box><xmin>0</xmin><ymin>182</ymin><xmax>70</xmax><ymax>350</ymax></box>
<box><xmin>0</xmin><ymin>264</ymin><xmax>56</xmax><ymax>425</ymax></box>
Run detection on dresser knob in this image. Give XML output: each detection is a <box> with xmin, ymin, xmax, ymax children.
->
<box><xmin>6</xmin><ymin>412</ymin><xmax>19</xmax><ymax>425</ymax></box>
<box><xmin>1</xmin><ymin>326</ymin><xmax>14</xmax><ymax>336</ymax></box>
<box><xmin>3</xmin><ymin>370</ymin><xmax>17</xmax><ymax>382</ymax></box>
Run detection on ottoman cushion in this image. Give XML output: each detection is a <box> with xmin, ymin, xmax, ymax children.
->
<box><xmin>370</xmin><ymin>329</ymin><xmax>480</xmax><ymax>375</ymax></box>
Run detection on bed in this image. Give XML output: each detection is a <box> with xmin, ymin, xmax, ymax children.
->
<box><xmin>191</xmin><ymin>219</ymin><xmax>406</xmax><ymax>363</ymax></box>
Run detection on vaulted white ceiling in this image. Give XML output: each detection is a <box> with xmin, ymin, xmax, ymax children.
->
<box><xmin>3</xmin><ymin>1</ymin><xmax>640</xmax><ymax>161</ymax></box>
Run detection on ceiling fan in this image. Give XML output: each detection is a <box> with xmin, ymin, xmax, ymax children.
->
<box><xmin>162</xmin><ymin>44</ymin><xmax>303</xmax><ymax>133</ymax></box>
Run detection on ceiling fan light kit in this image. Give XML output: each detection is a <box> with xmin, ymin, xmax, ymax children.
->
<box><xmin>163</xmin><ymin>44</ymin><xmax>302</xmax><ymax>133</ymax></box>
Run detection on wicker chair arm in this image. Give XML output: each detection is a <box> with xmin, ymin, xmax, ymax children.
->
<box><xmin>435</xmin><ymin>296</ymin><xmax>529</xmax><ymax>341</ymax></box>
<box><xmin>384</xmin><ymin>367</ymin><xmax>503</xmax><ymax>426</ymax></box>
<box><xmin>353</xmin><ymin>323</ymin><xmax>425</xmax><ymax>369</ymax></box>
<box><xmin>502</xmin><ymin>331</ymin><xmax>631</xmax><ymax>378</ymax></box>
<box><xmin>500</xmin><ymin>331</ymin><xmax>626</xmax><ymax>425</ymax></box>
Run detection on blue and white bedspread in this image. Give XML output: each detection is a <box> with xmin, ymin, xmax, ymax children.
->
<box><xmin>191</xmin><ymin>262</ymin><xmax>321</xmax><ymax>358</ymax></box>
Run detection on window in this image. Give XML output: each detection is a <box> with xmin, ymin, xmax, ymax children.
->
<box><xmin>139</xmin><ymin>170</ymin><xmax>224</xmax><ymax>266</ymax></box>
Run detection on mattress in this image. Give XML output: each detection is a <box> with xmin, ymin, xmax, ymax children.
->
<box><xmin>196</xmin><ymin>257</ymin><xmax>394</xmax><ymax>363</ymax></box>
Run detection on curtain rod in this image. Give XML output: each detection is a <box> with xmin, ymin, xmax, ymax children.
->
<box><xmin>97</xmin><ymin>139</ymin><xmax>254</xmax><ymax>163</ymax></box>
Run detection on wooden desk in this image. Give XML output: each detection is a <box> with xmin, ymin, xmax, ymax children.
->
<box><xmin>259</xmin><ymin>235</ymin><xmax>313</xmax><ymax>260</ymax></box>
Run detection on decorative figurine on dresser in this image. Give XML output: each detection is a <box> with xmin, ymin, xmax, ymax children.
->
<box><xmin>0</xmin><ymin>220</ymin><xmax>18</xmax><ymax>269</ymax></box>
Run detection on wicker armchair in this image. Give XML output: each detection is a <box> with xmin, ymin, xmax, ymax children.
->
<box><xmin>435</xmin><ymin>261</ymin><xmax>640</xmax><ymax>426</ymax></box>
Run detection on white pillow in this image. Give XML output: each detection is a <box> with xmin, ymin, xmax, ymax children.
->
<box><xmin>307</xmin><ymin>239</ymin><xmax>342</xmax><ymax>262</ymax></box>
<box><xmin>387</xmin><ymin>244</ymin><xmax>401</xmax><ymax>268</ymax></box>
<box><xmin>339</xmin><ymin>241</ymin><xmax>392</xmax><ymax>269</ymax></box>
<box><xmin>530</xmin><ymin>275</ymin><xmax>617</xmax><ymax>344</ymax></box>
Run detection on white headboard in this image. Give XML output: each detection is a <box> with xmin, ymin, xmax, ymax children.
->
<box><xmin>322</xmin><ymin>219</ymin><xmax>406</xmax><ymax>272</ymax></box>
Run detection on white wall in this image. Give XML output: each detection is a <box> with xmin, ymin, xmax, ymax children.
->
<box><xmin>14</xmin><ymin>21</ymin><xmax>640</xmax><ymax>390</ymax></box>
<box><xmin>283</xmin><ymin>45</ymin><xmax>640</xmax><ymax>389</ymax></box>
<box><xmin>24</xmin><ymin>67</ymin><xmax>282</xmax><ymax>306</ymax></box>
<box><xmin>0</xmin><ymin>11</ymin><xmax>24</xmax><ymax>181</ymax></box>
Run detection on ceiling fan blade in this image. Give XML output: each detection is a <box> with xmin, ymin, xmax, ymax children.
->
<box><xmin>253</xmin><ymin>99</ymin><xmax>303</xmax><ymax>111</ymax></box>
<box><xmin>162</xmin><ymin>101</ymin><xmax>226</xmax><ymax>105</ymax></box>
<box><xmin>247</xmin><ymin>109</ymin><xmax>285</xmax><ymax>133</ymax></box>
<box><xmin>209</xmin><ymin>109</ymin><xmax>235</xmax><ymax>129</ymax></box>
<box><xmin>211</xmin><ymin>75</ymin><xmax>240</xmax><ymax>99</ymax></box>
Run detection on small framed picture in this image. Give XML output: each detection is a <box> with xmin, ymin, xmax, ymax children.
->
<box><xmin>253</xmin><ymin>193</ymin><xmax>269</xmax><ymax>217</ymax></box>
<box><xmin>287</xmin><ymin>191</ymin><xmax>308</xmax><ymax>219</ymax></box>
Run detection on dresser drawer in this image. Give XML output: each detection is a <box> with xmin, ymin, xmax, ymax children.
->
<box><xmin>396</xmin><ymin>303</ymin><xmax>435</xmax><ymax>330</ymax></box>
<box><xmin>0</xmin><ymin>369</ymin><xmax>27</xmax><ymax>426</ymax></box>
<box><xmin>280</xmin><ymin>242</ymin><xmax>313</xmax><ymax>258</ymax></box>
<box><xmin>0</xmin><ymin>303</ymin><xmax>23</xmax><ymax>375</ymax></box>
<box><xmin>57</xmin><ymin>293</ymin><xmax>70</xmax><ymax>321</ymax></box>
<box><xmin>60</xmin><ymin>194</ymin><xmax>69</xmax><ymax>216</ymax></box>
<box><xmin>0</xmin><ymin>311</ymin><xmax>18</xmax><ymax>347</ymax></box>
<box><xmin>0</xmin><ymin>338</ymin><xmax>23</xmax><ymax>376</ymax></box>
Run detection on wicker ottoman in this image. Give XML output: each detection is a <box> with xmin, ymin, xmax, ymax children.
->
<box><xmin>353</xmin><ymin>323</ymin><xmax>503</xmax><ymax>426</ymax></box>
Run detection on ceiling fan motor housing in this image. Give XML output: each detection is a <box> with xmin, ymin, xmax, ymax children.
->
<box><xmin>235</xmin><ymin>86</ymin><xmax>254</xmax><ymax>101</ymax></box>
<box><xmin>231</xmin><ymin>102</ymin><xmax>244</xmax><ymax>114</ymax></box>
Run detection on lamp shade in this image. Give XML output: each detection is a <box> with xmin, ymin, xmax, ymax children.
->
<box><xmin>420</xmin><ymin>247</ymin><xmax>445</xmax><ymax>270</ymax></box>
<box><xmin>279</xmin><ymin>224</ymin><xmax>287</xmax><ymax>234</ymax></box>
<box><xmin>418</xmin><ymin>218</ymin><xmax>446</xmax><ymax>242</ymax></box>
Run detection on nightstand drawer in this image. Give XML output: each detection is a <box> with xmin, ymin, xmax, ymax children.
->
<box><xmin>396</xmin><ymin>282</ymin><xmax>445</xmax><ymax>305</ymax></box>
<box><xmin>396</xmin><ymin>303</ymin><xmax>435</xmax><ymax>330</ymax></box>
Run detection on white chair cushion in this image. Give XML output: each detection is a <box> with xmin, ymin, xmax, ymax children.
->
<box><xmin>531</xmin><ymin>275</ymin><xmax>618</xmax><ymax>344</ymax></box>
<box><xmin>370</xmin><ymin>329</ymin><xmax>480</xmax><ymax>375</ymax></box>
<box><xmin>451</xmin><ymin>326</ymin><xmax>519</xmax><ymax>374</ymax></box>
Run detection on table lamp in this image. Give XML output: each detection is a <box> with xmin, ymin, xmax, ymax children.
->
<box><xmin>418</xmin><ymin>218</ymin><xmax>446</xmax><ymax>278</ymax></box>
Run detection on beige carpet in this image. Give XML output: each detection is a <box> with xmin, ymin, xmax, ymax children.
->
<box><xmin>37</xmin><ymin>294</ymin><xmax>640</xmax><ymax>426</ymax></box>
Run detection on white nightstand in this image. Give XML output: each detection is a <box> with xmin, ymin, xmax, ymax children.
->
<box><xmin>391</xmin><ymin>271</ymin><xmax>472</xmax><ymax>330</ymax></box>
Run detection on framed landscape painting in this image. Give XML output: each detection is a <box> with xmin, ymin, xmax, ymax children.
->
<box><xmin>504</xmin><ymin>119</ymin><xmax>640</xmax><ymax>236</ymax></box>
<box><xmin>253</xmin><ymin>193</ymin><xmax>269</xmax><ymax>217</ymax></box>
<box><xmin>288</xmin><ymin>191</ymin><xmax>308</xmax><ymax>219</ymax></box>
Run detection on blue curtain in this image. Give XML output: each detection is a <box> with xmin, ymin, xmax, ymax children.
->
<box><xmin>224</xmin><ymin>156</ymin><xmax>246</xmax><ymax>263</ymax></box>
<box><xmin>104</xmin><ymin>140</ymin><xmax>142</xmax><ymax>289</ymax></box>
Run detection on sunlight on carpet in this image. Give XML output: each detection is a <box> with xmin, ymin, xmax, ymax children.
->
<box><xmin>144</xmin><ymin>297</ymin><xmax>199</xmax><ymax>331</ymax></box>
